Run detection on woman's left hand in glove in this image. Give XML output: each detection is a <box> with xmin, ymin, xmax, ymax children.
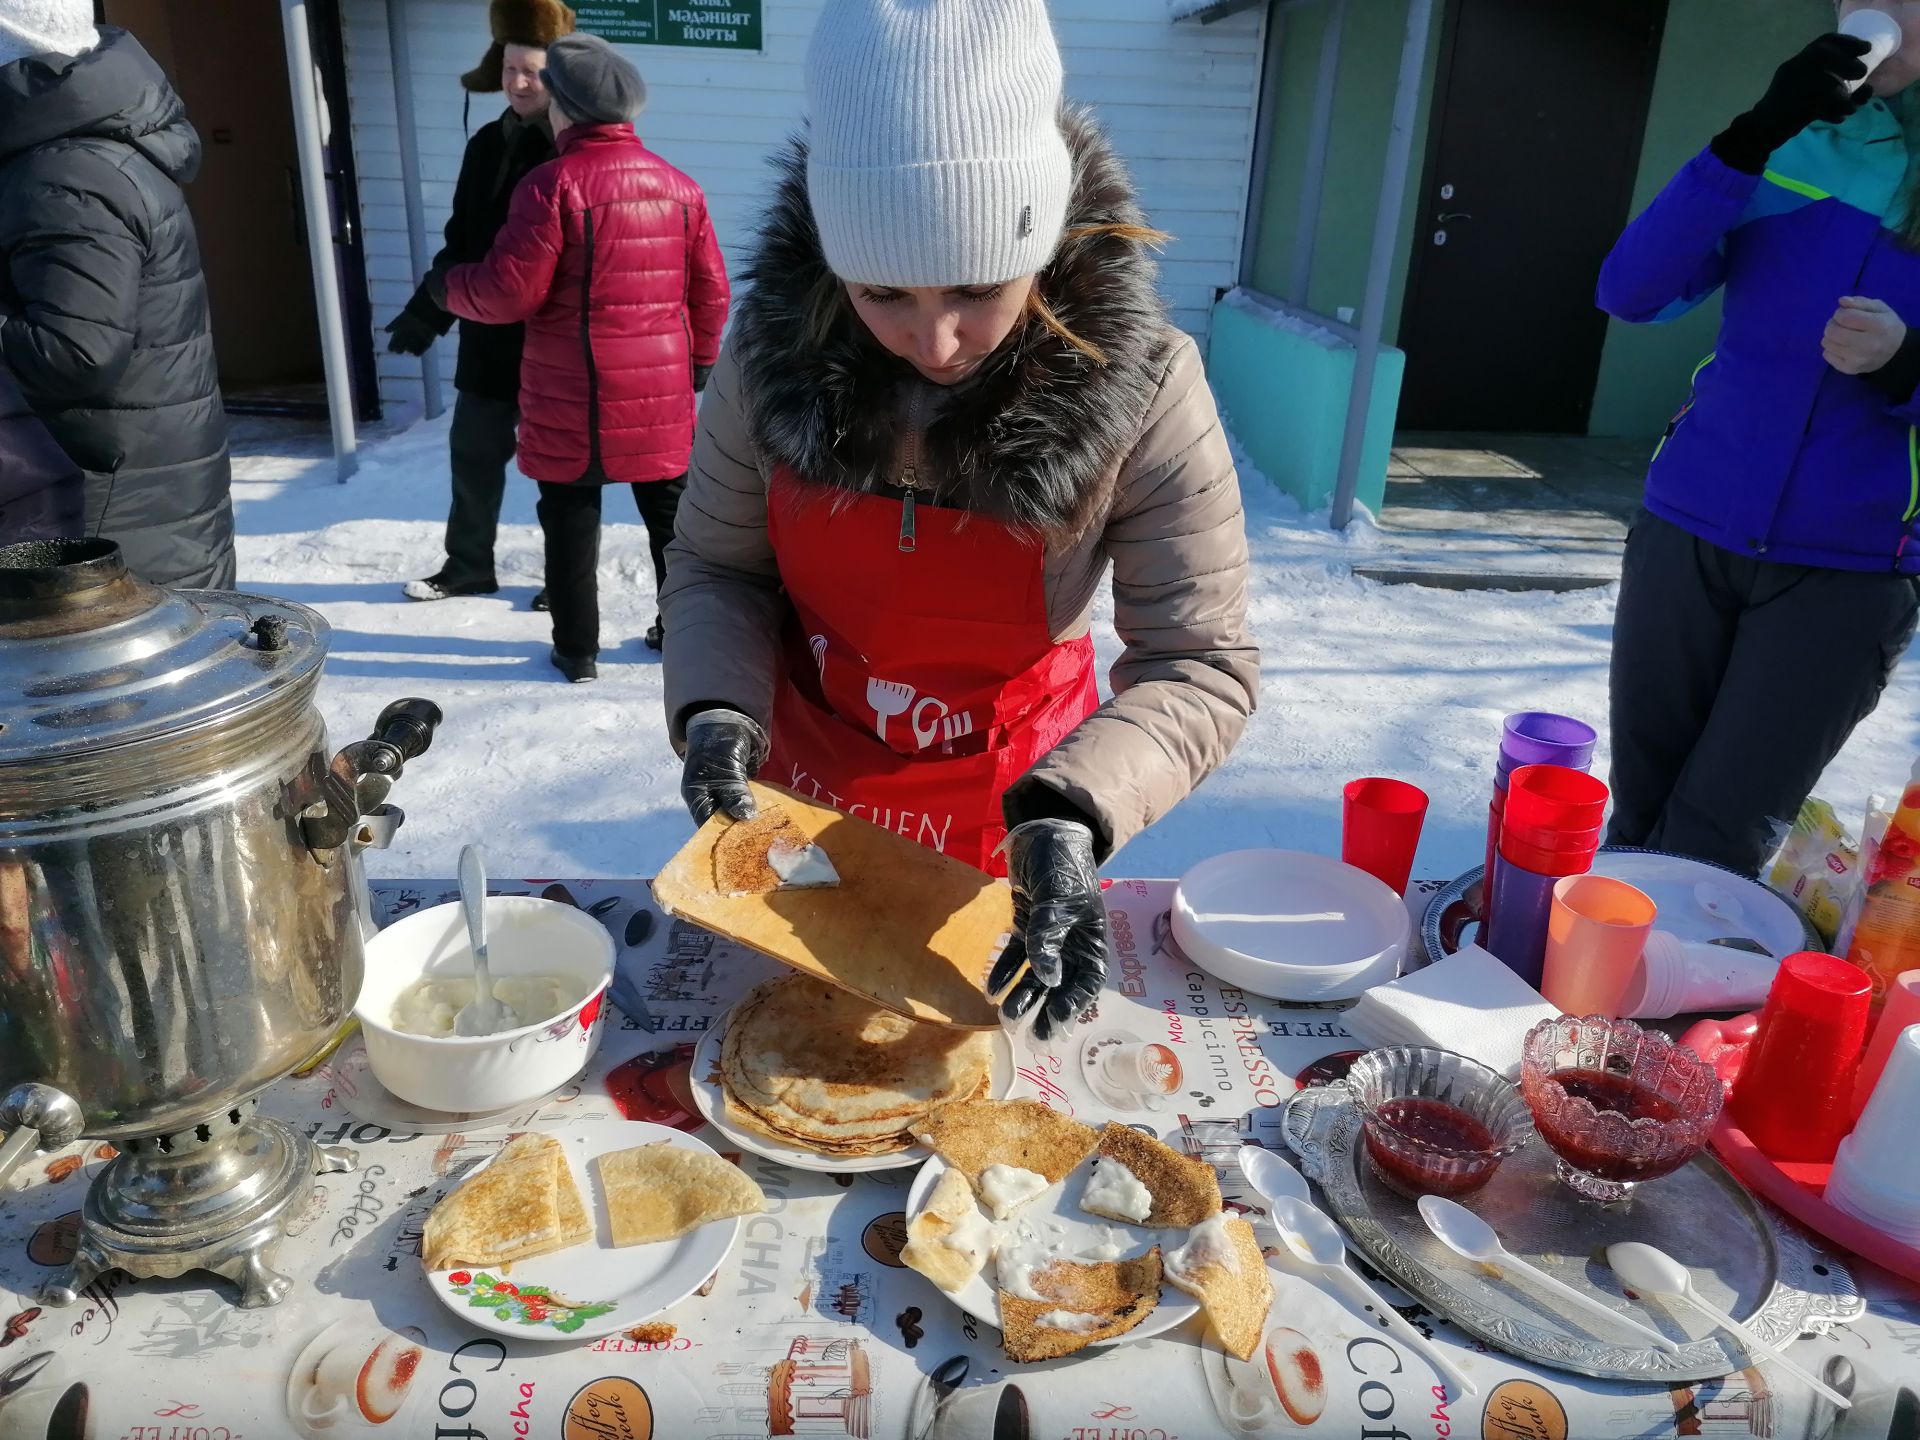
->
<box><xmin>1825</xmin><ymin>295</ymin><xmax>1908</xmax><ymax>374</ymax></box>
<box><xmin>987</xmin><ymin>818</ymin><xmax>1108</xmax><ymax>1041</ymax></box>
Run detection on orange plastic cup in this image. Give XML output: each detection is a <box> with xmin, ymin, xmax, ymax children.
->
<box><xmin>1541</xmin><ymin>875</ymin><xmax>1658</xmax><ymax>1018</ymax></box>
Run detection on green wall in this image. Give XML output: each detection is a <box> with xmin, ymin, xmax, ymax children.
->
<box><xmin>1586</xmin><ymin>0</ymin><xmax>1828</xmax><ymax>436</ymax></box>
<box><xmin>1245</xmin><ymin>0</ymin><xmax>1832</xmax><ymax>439</ymax></box>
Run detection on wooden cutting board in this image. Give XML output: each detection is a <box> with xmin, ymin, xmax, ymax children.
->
<box><xmin>651</xmin><ymin>783</ymin><xmax>1009</xmax><ymax>1030</ymax></box>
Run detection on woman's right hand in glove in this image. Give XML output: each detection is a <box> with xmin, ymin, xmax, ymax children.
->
<box><xmin>1714</xmin><ymin>33</ymin><xmax>1873</xmax><ymax>173</ymax></box>
<box><xmin>680</xmin><ymin>708</ymin><xmax>768</xmax><ymax>825</ymax></box>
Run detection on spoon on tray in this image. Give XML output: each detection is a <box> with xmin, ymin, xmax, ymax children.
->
<box><xmin>1270</xmin><ymin>1195</ymin><xmax>1478</xmax><ymax>1399</ymax></box>
<box><xmin>453</xmin><ymin>844</ymin><xmax>505</xmax><ymax>1036</ymax></box>
<box><xmin>1239</xmin><ymin>1145</ymin><xmax>1368</xmax><ymax>1265</ymax></box>
<box><xmin>1605</xmin><ymin>1242</ymin><xmax>1851</xmax><ymax>1409</ymax></box>
<box><xmin>1417</xmin><ymin>1197</ymin><xmax>1679</xmax><ymax>1353</ymax></box>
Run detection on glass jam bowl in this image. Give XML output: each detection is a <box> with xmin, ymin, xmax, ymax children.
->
<box><xmin>1346</xmin><ymin>1047</ymin><xmax>1533</xmax><ymax>1198</ymax></box>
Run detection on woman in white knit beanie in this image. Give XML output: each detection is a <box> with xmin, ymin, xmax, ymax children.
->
<box><xmin>662</xmin><ymin>0</ymin><xmax>1257</xmax><ymax>1041</ymax></box>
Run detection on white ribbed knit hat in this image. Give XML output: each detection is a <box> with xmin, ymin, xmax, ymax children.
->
<box><xmin>0</xmin><ymin>0</ymin><xmax>100</xmax><ymax>69</ymax></box>
<box><xmin>803</xmin><ymin>0</ymin><xmax>1073</xmax><ymax>287</ymax></box>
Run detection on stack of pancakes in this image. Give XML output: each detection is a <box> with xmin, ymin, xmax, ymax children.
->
<box><xmin>719</xmin><ymin>974</ymin><xmax>995</xmax><ymax>1156</ymax></box>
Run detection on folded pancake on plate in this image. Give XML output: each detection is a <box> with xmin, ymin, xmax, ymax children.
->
<box><xmin>909</xmin><ymin>1099</ymin><xmax>1099</xmax><ymax>1189</ymax></box>
<box><xmin>720</xmin><ymin>975</ymin><xmax>995</xmax><ymax>1156</ymax></box>
<box><xmin>595</xmin><ymin>1142</ymin><xmax>766</xmax><ymax>1246</ymax></box>
<box><xmin>422</xmin><ymin>1132</ymin><xmax>593</xmax><ymax>1271</ymax></box>
<box><xmin>902</xmin><ymin>1167</ymin><xmax>993</xmax><ymax>1292</ymax></box>
<box><xmin>998</xmin><ymin>1250</ymin><xmax>1163</xmax><ymax>1362</ymax></box>
<box><xmin>1079</xmin><ymin>1123</ymin><xmax>1222</xmax><ymax>1228</ymax></box>
<box><xmin>1164</xmin><ymin>1213</ymin><xmax>1272</xmax><ymax>1361</ymax></box>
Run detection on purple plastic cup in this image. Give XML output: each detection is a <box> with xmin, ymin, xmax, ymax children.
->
<box><xmin>1500</xmin><ymin>712</ymin><xmax>1597</xmax><ymax>771</ymax></box>
<box><xmin>1485</xmin><ymin>850</ymin><xmax>1587</xmax><ymax>988</ymax></box>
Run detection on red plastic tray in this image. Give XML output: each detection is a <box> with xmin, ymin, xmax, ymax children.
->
<box><xmin>1680</xmin><ymin>1013</ymin><xmax>1920</xmax><ymax>1284</ymax></box>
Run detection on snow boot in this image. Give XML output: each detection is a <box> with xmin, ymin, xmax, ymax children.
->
<box><xmin>405</xmin><ymin>572</ymin><xmax>499</xmax><ymax>602</ymax></box>
<box><xmin>643</xmin><ymin>618</ymin><xmax>664</xmax><ymax>651</ymax></box>
<box><xmin>550</xmin><ymin>647</ymin><xmax>597</xmax><ymax>683</ymax></box>
<box><xmin>531</xmin><ymin>588</ymin><xmax>550</xmax><ymax>611</ymax></box>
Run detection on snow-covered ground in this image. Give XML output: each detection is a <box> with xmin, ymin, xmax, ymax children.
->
<box><xmin>234</xmin><ymin>412</ymin><xmax>1920</xmax><ymax>886</ymax></box>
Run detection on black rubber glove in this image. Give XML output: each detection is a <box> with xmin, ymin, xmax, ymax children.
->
<box><xmin>692</xmin><ymin>362</ymin><xmax>713</xmax><ymax>393</ymax></box>
<box><xmin>680</xmin><ymin>708</ymin><xmax>768</xmax><ymax>825</ymax></box>
<box><xmin>987</xmin><ymin>818</ymin><xmax>1109</xmax><ymax>1041</ymax></box>
<box><xmin>1712</xmin><ymin>33</ymin><xmax>1872</xmax><ymax>174</ymax></box>
<box><xmin>385</xmin><ymin>309</ymin><xmax>439</xmax><ymax>357</ymax></box>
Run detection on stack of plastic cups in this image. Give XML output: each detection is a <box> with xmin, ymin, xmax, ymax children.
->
<box><xmin>1484</xmin><ymin>713</ymin><xmax>1598</xmax><ymax>932</ymax></box>
<box><xmin>1483</xmin><ymin>764</ymin><xmax>1609</xmax><ymax>987</ymax></box>
<box><xmin>1850</xmin><ymin>969</ymin><xmax>1920</xmax><ymax>1121</ymax></box>
<box><xmin>1730</xmin><ymin>952</ymin><xmax>1872</xmax><ymax>1164</ymax></box>
<box><xmin>1827</xmin><ymin>1024</ymin><xmax>1920</xmax><ymax>1244</ymax></box>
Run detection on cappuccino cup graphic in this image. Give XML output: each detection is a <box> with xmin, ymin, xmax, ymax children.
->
<box><xmin>289</xmin><ymin>1323</ymin><xmax>427</xmax><ymax>1431</ymax></box>
<box><xmin>1100</xmin><ymin>1042</ymin><xmax>1183</xmax><ymax>1106</ymax></box>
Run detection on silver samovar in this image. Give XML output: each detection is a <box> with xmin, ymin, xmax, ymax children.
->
<box><xmin>0</xmin><ymin>539</ymin><xmax>442</xmax><ymax>1306</ymax></box>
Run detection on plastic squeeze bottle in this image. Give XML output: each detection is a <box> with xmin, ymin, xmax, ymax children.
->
<box><xmin>1845</xmin><ymin>754</ymin><xmax>1920</xmax><ymax>1008</ymax></box>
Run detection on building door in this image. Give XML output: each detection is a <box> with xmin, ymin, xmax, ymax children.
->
<box><xmin>1396</xmin><ymin>0</ymin><xmax>1667</xmax><ymax>433</ymax></box>
<box><xmin>98</xmin><ymin>0</ymin><xmax>378</xmax><ymax>419</ymax></box>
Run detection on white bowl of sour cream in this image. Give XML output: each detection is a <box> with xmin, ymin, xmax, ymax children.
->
<box><xmin>354</xmin><ymin>895</ymin><xmax>616</xmax><ymax>1113</ymax></box>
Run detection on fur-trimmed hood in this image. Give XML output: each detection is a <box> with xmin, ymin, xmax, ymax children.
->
<box><xmin>732</xmin><ymin>108</ymin><xmax>1170</xmax><ymax>537</ymax></box>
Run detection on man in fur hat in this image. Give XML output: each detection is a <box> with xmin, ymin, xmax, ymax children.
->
<box><xmin>388</xmin><ymin>0</ymin><xmax>575</xmax><ymax>604</ymax></box>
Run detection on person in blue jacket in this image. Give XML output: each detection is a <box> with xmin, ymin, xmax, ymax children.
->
<box><xmin>1598</xmin><ymin>9</ymin><xmax>1920</xmax><ymax>875</ymax></box>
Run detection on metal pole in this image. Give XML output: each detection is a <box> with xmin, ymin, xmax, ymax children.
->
<box><xmin>385</xmin><ymin>0</ymin><xmax>444</xmax><ymax>419</ymax></box>
<box><xmin>1329</xmin><ymin>0</ymin><xmax>1432</xmax><ymax>530</ymax></box>
<box><xmin>1289</xmin><ymin>0</ymin><xmax>1346</xmax><ymax>308</ymax></box>
<box><xmin>1236</xmin><ymin>1</ymin><xmax>1284</xmax><ymax>288</ymax></box>
<box><xmin>280</xmin><ymin>0</ymin><xmax>359</xmax><ymax>481</ymax></box>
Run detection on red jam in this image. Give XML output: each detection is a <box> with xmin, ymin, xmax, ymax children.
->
<box><xmin>1363</xmin><ymin>1097</ymin><xmax>1502</xmax><ymax>1197</ymax></box>
<box><xmin>1535</xmin><ymin>1068</ymin><xmax>1686</xmax><ymax>1182</ymax></box>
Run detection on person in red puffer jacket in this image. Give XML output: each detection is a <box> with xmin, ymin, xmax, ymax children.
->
<box><xmin>438</xmin><ymin>33</ymin><xmax>730</xmax><ymax>682</ymax></box>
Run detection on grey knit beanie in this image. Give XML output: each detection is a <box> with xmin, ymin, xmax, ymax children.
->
<box><xmin>543</xmin><ymin>33</ymin><xmax>646</xmax><ymax>126</ymax></box>
<box><xmin>0</xmin><ymin>0</ymin><xmax>100</xmax><ymax>69</ymax></box>
<box><xmin>803</xmin><ymin>0</ymin><xmax>1073</xmax><ymax>287</ymax></box>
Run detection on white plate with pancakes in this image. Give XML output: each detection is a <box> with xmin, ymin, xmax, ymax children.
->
<box><xmin>692</xmin><ymin>974</ymin><xmax>1018</xmax><ymax>1173</ymax></box>
<box><xmin>904</xmin><ymin>1153</ymin><xmax>1202</xmax><ymax>1346</ymax></box>
<box><xmin>421</xmin><ymin>1119</ymin><xmax>740</xmax><ymax>1342</ymax></box>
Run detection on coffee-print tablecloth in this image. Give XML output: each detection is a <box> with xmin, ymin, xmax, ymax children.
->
<box><xmin>2</xmin><ymin>876</ymin><xmax>1917</xmax><ymax>1440</ymax></box>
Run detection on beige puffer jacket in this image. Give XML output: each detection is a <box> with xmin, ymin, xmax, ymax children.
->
<box><xmin>661</xmin><ymin>113</ymin><xmax>1258</xmax><ymax>859</ymax></box>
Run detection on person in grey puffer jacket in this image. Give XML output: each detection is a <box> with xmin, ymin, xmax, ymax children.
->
<box><xmin>0</xmin><ymin>3</ymin><xmax>235</xmax><ymax>590</ymax></box>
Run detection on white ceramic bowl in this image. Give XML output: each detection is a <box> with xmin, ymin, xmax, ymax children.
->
<box><xmin>1170</xmin><ymin>849</ymin><xmax>1411</xmax><ymax>1001</ymax></box>
<box><xmin>354</xmin><ymin>896</ymin><xmax>616</xmax><ymax>1113</ymax></box>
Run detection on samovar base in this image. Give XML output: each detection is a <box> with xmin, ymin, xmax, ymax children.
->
<box><xmin>41</xmin><ymin>1099</ymin><xmax>355</xmax><ymax>1309</ymax></box>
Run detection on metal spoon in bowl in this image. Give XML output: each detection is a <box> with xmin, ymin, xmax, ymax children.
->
<box><xmin>1417</xmin><ymin>1197</ymin><xmax>1679</xmax><ymax>1353</ymax></box>
<box><xmin>453</xmin><ymin>845</ymin><xmax>505</xmax><ymax>1036</ymax></box>
<box><xmin>1270</xmin><ymin>1195</ymin><xmax>1478</xmax><ymax>1399</ymax></box>
<box><xmin>1606</xmin><ymin>1242</ymin><xmax>1851</xmax><ymax>1409</ymax></box>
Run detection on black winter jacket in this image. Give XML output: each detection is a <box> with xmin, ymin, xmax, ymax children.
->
<box><xmin>401</xmin><ymin>108</ymin><xmax>555</xmax><ymax>404</ymax></box>
<box><xmin>0</xmin><ymin>28</ymin><xmax>233</xmax><ymax>589</ymax></box>
<box><xmin>0</xmin><ymin>364</ymin><xmax>82</xmax><ymax>543</ymax></box>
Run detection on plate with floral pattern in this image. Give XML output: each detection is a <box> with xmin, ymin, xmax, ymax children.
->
<box><xmin>423</xmin><ymin>1118</ymin><xmax>740</xmax><ymax>1342</ymax></box>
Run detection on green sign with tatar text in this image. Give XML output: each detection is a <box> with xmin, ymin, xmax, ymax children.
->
<box><xmin>575</xmin><ymin>1</ymin><xmax>763</xmax><ymax>52</ymax></box>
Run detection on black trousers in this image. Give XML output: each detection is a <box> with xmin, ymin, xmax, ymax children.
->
<box><xmin>1606</xmin><ymin>510</ymin><xmax>1919</xmax><ymax>875</ymax></box>
<box><xmin>535</xmin><ymin>475</ymin><xmax>685</xmax><ymax>658</ymax></box>
<box><xmin>441</xmin><ymin>391</ymin><xmax>520</xmax><ymax>588</ymax></box>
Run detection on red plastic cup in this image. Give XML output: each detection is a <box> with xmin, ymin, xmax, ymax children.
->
<box><xmin>1505</xmin><ymin>764</ymin><xmax>1610</xmax><ymax>833</ymax></box>
<box><xmin>1501</xmin><ymin>818</ymin><xmax>1604</xmax><ymax>854</ymax></box>
<box><xmin>1731</xmin><ymin>952</ymin><xmax>1873</xmax><ymax>1163</ymax></box>
<box><xmin>1499</xmin><ymin>833</ymin><xmax>1600</xmax><ymax>879</ymax></box>
<box><xmin>1343</xmin><ymin>778</ymin><xmax>1429</xmax><ymax>896</ymax></box>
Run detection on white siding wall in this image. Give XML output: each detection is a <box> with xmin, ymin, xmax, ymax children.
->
<box><xmin>340</xmin><ymin>0</ymin><xmax>1266</xmax><ymax>414</ymax></box>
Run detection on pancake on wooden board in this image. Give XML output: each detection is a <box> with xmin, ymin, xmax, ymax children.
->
<box><xmin>595</xmin><ymin>1143</ymin><xmax>766</xmax><ymax>1246</ymax></box>
<box><xmin>908</xmin><ymin>1099</ymin><xmax>1099</xmax><ymax>1190</ymax></box>
<box><xmin>712</xmin><ymin>807</ymin><xmax>834</xmax><ymax>895</ymax></box>
<box><xmin>901</xmin><ymin>1167</ymin><xmax>991</xmax><ymax>1292</ymax></box>
<box><xmin>1080</xmin><ymin>1123</ymin><xmax>1222</xmax><ymax>1228</ymax></box>
<box><xmin>1164</xmin><ymin>1214</ymin><xmax>1272</xmax><ymax>1361</ymax></box>
<box><xmin>422</xmin><ymin>1133</ymin><xmax>592</xmax><ymax>1271</ymax></box>
<box><xmin>720</xmin><ymin>975</ymin><xmax>995</xmax><ymax>1155</ymax></box>
<box><xmin>998</xmin><ymin>1251</ymin><xmax>1163</xmax><ymax>1362</ymax></box>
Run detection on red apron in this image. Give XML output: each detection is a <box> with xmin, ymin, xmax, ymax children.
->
<box><xmin>762</xmin><ymin>466</ymin><xmax>1100</xmax><ymax>874</ymax></box>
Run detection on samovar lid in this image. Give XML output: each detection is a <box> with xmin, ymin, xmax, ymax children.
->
<box><xmin>0</xmin><ymin>539</ymin><xmax>329</xmax><ymax>769</ymax></box>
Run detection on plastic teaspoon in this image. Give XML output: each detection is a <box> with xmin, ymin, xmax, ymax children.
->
<box><xmin>1271</xmin><ymin>1196</ymin><xmax>1478</xmax><ymax>1399</ymax></box>
<box><xmin>453</xmin><ymin>844</ymin><xmax>504</xmax><ymax>1036</ymax></box>
<box><xmin>1606</xmin><ymin>1242</ymin><xmax>1851</xmax><ymax>1409</ymax></box>
<box><xmin>1417</xmin><ymin>1197</ymin><xmax>1680</xmax><ymax>1354</ymax></box>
